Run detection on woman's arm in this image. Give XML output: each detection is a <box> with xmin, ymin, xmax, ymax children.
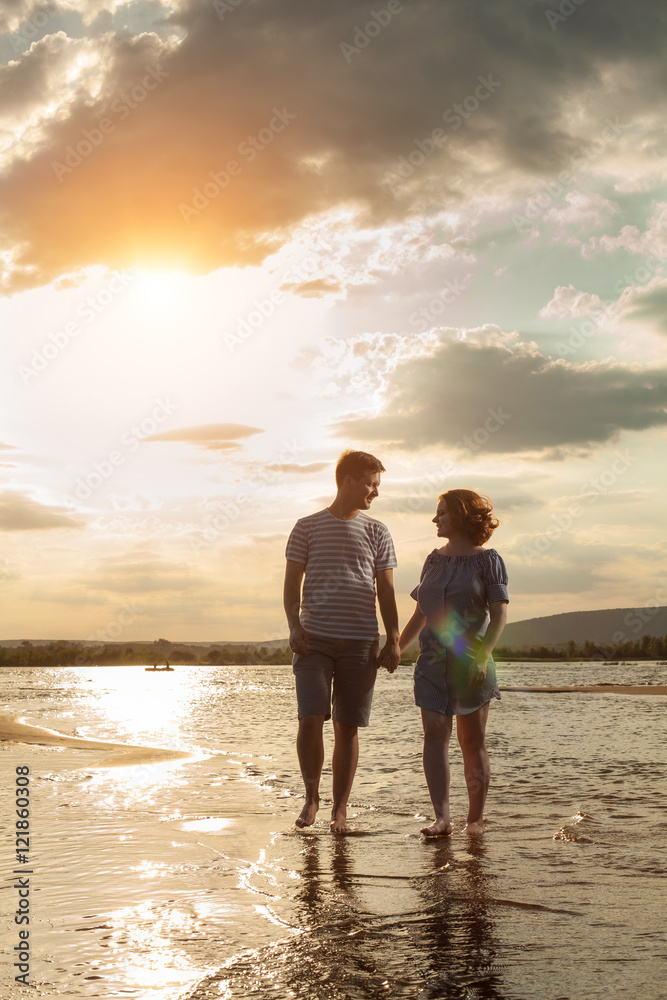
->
<box><xmin>399</xmin><ymin>606</ymin><xmax>425</xmax><ymax>654</ymax></box>
<box><xmin>469</xmin><ymin>601</ymin><xmax>508</xmax><ymax>687</ymax></box>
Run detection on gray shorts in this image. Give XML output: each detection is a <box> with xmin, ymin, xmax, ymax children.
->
<box><xmin>292</xmin><ymin>634</ymin><xmax>380</xmax><ymax>728</ymax></box>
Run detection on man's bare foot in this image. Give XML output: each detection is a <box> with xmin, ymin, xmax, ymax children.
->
<box><xmin>420</xmin><ymin>818</ymin><xmax>453</xmax><ymax>837</ymax></box>
<box><xmin>463</xmin><ymin>819</ymin><xmax>484</xmax><ymax>835</ymax></box>
<box><xmin>330</xmin><ymin>807</ymin><xmax>349</xmax><ymax>834</ymax></box>
<box><xmin>295</xmin><ymin>798</ymin><xmax>319</xmax><ymax>828</ymax></box>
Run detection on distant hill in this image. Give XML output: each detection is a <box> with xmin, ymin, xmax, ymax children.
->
<box><xmin>501</xmin><ymin>606</ymin><xmax>667</xmax><ymax>650</ymax></box>
<box><xmin>1</xmin><ymin>606</ymin><xmax>666</xmax><ymax>653</ymax></box>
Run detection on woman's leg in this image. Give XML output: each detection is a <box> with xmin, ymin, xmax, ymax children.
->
<box><xmin>456</xmin><ymin>701</ymin><xmax>490</xmax><ymax>834</ymax></box>
<box><xmin>420</xmin><ymin>707</ymin><xmax>453</xmax><ymax>835</ymax></box>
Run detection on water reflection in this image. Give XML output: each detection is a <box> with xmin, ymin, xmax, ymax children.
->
<box><xmin>73</xmin><ymin>666</ymin><xmax>202</xmax><ymax>747</ymax></box>
<box><xmin>416</xmin><ymin>839</ymin><xmax>508</xmax><ymax>999</ymax></box>
<box><xmin>192</xmin><ymin>832</ymin><xmax>511</xmax><ymax>999</ymax></box>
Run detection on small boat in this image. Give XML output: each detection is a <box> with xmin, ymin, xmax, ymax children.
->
<box><xmin>145</xmin><ymin>661</ymin><xmax>174</xmax><ymax>672</ymax></box>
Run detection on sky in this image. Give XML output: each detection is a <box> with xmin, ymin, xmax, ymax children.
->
<box><xmin>1</xmin><ymin>0</ymin><xmax>666</xmax><ymax>642</ymax></box>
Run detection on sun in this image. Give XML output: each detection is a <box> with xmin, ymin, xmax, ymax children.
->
<box><xmin>132</xmin><ymin>270</ymin><xmax>193</xmax><ymax>320</ymax></box>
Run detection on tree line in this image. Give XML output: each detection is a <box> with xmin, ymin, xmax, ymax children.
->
<box><xmin>1</xmin><ymin>633</ymin><xmax>666</xmax><ymax>667</ymax></box>
<box><xmin>0</xmin><ymin>641</ymin><xmax>293</xmax><ymax>667</ymax></box>
<box><xmin>494</xmin><ymin>633</ymin><xmax>667</xmax><ymax>661</ymax></box>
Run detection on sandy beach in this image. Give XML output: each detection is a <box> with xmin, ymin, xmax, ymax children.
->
<box><xmin>0</xmin><ymin>715</ymin><xmax>197</xmax><ymax>767</ymax></box>
<box><xmin>499</xmin><ymin>684</ymin><xmax>667</xmax><ymax>694</ymax></box>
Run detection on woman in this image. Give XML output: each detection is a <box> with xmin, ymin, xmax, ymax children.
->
<box><xmin>399</xmin><ymin>489</ymin><xmax>508</xmax><ymax>837</ymax></box>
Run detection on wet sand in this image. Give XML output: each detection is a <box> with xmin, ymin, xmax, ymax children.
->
<box><xmin>499</xmin><ymin>684</ymin><xmax>667</xmax><ymax>694</ymax></box>
<box><xmin>0</xmin><ymin>714</ymin><xmax>196</xmax><ymax>767</ymax></box>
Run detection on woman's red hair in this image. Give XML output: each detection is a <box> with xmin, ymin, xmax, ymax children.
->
<box><xmin>439</xmin><ymin>489</ymin><xmax>499</xmax><ymax>545</ymax></box>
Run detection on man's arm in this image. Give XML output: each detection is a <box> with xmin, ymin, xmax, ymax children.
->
<box><xmin>283</xmin><ymin>559</ymin><xmax>309</xmax><ymax>654</ymax></box>
<box><xmin>375</xmin><ymin>568</ymin><xmax>401</xmax><ymax>673</ymax></box>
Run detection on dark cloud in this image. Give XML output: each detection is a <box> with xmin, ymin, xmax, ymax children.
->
<box><xmin>621</xmin><ymin>281</ymin><xmax>667</xmax><ymax>333</ymax></box>
<box><xmin>0</xmin><ymin>489</ymin><xmax>84</xmax><ymax>530</ymax></box>
<box><xmin>2</xmin><ymin>0</ymin><xmax>667</xmax><ymax>290</ymax></box>
<box><xmin>146</xmin><ymin>423</ymin><xmax>263</xmax><ymax>450</ymax></box>
<box><xmin>332</xmin><ymin>333</ymin><xmax>667</xmax><ymax>453</ymax></box>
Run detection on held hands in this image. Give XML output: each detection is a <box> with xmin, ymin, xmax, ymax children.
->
<box><xmin>468</xmin><ymin>652</ymin><xmax>488</xmax><ymax>688</ymax></box>
<box><xmin>288</xmin><ymin>623</ymin><xmax>309</xmax><ymax>655</ymax></box>
<box><xmin>376</xmin><ymin>638</ymin><xmax>401</xmax><ymax>674</ymax></box>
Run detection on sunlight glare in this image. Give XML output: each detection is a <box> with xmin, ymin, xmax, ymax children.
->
<box><xmin>133</xmin><ymin>271</ymin><xmax>193</xmax><ymax>321</ymax></box>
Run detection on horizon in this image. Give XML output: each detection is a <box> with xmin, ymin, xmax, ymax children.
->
<box><xmin>3</xmin><ymin>601</ymin><xmax>667</xmax><ymax>646</ymax></box>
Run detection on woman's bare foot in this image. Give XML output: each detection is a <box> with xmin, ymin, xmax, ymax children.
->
<box><xmin>295</xmin><ymin>798</ymin><xmax>319</xmax><ymax>828</ymax></box>
<box><xmin>463</xmin><ymin>819</ymin><xmax>484</xmax><ymax>835</ymax></box>
<box><xmin>420</xmin><ymin>818</ymin><xmax>453</xmax><ymax>837</ymax></box>
<box><xmin>330</xmin><ymin>806</ymin><xmax>349</xmax><ymax>834</ymax></box>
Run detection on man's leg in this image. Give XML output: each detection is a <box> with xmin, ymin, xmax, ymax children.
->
<box><xmin>329</xmin><ymin>637</ymin><xmax>378</xmax><ymax>834</ymax></box>
<box><xmin>331</xmin><ymin>720</ymin><xmax>359</xmax><ymax>833</ymax></box>
<box><xmin>295</xmin><ymin>713</ymin><xmax>326</xmax><ymax>828</ymax></box>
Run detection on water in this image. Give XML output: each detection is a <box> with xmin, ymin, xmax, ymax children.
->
<box><xmin>1</xmin><ymin>661</ymin><xmax>666</xmax><ymax>998</ymax></box>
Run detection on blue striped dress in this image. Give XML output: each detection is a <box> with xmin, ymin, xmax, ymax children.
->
<box><xmin>410</xmin><ymin>548</ymin><xmax>509</xmax><ymax>716</ymax></box>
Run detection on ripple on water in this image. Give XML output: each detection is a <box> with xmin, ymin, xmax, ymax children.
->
<box><xmin>553</xmin><ymin>810</ymin><xmax>596</xmax><ymax>843</ymax></box>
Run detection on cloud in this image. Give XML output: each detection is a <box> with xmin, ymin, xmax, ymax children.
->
<box><xmin>331</xmin><ymin>329</ymin><xmax>667</xmax><ymax>454</ymax></box>
<box><xmin>280</xmin><ymin>278</ymin><xmax>342</xmax><ymax>298</ymax></box>
<box><xmin>263</xmin><ymin>461</ymin><xmax>329</xmax><ymax>475</ymax></box>
<box><xmin>3</xmin><ymin>0</ymin><xmax>667</xmax><ymax>290</ymax></box>
<box><xmin>539</xmin><ymin>284</ymin><xmax>608</xmax><ymax>319</ymax></box>
<box><xmin>146</xmin><ymin>422</ymin><xmax>263</xmax><ymax>450</ymax></box>
<box><xmin>543</xmin><ymin>191</ymin><xmax>617</xmax><ymax>237</ymax></box>
<box><xmin>0</xmin><ymin>489</ymin><xmax>84</xmax><ymax>530</ymax></box>
<box><xmin>82</xmin><ymin>553</ymin><xmax>210</xmax><ymax>593</ymax></box>
<box><xmin>618</xmin><ymin>280</ymin><xmax>667</xmax><ymax>334</ymax></box>
<box><xmin>582</xmin><ymin>202</ymin><xmax>667</xmax><ymax>260</ymax></box>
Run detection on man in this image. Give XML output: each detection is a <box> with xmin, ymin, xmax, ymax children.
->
<box><xmin>283</xmin><ymin>449</ymin><xmax>401</xmax><ymax>833</ymax></box>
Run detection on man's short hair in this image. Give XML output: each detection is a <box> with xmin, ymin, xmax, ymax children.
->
<box><xmin>335</xmin><ymin>449</ymin><xmax>386</xmax><ymax>486</ymax></box>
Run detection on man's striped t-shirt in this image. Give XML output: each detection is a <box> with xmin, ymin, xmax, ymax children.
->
<box><xmin>285</xmin><ymin>508</ymin><xmax>397</xmax><ymax>639</ymax></box>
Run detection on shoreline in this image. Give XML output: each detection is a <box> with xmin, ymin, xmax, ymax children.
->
<box><xmin>0</xmin><ymin>715</ymin><xmax>198</xmax><ymax>767</ymax></box>
<box><xmin>499</xmin><ymin>684</ymin><xmax>667</xmax><ymax>695</ymax></box>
